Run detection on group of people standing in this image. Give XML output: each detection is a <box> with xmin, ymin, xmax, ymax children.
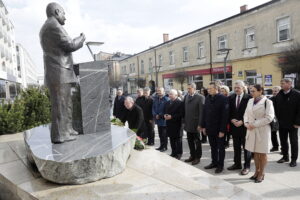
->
<box><xmin>113</xmin><ymin>78</ymin><xmax>300</xmax><ymax>183</ymax></box>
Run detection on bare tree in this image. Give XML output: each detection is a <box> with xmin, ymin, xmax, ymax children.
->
<box><xmin>174</xmin><ymin>70</ymin><xmax>188</xmax><ymax>91</ymax></box>
<box><xmin>277</xmin><ymin>42</ymin><xmax>300</xmax><ymax>88</ymax></box>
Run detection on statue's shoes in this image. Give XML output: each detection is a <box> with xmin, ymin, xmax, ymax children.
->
<box><xmin>70</xmin><ymin>130</ymin><xmax>79</xmax><ymax>136</ymax></box>
<box><xmin>64</xmin><ymin>135</ymin><xmax>77</xmax><ymax>142</ymax></box>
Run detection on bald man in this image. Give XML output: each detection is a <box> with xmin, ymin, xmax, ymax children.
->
<box><xmin>40</xmin><ymin>2</ymin><xmax>86</xmax><ymax>143</ymax></box>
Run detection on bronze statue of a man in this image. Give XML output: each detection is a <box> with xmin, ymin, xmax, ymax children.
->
<box><xmin>40</xmin><ymin>2</ymin><xmax>86</xmax><ymax>143</ymax></box>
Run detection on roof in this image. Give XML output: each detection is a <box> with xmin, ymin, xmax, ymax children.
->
<box><xmin>121</xmin><ymin>0</ymin><xmax>281</xmax><ymax>61</ymax></box>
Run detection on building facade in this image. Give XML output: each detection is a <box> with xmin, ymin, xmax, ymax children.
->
<box><xmin>0</xmin><ymin>0</ymin><xmax>20</xmax><ymax>100</ymax></box>
<box><xmin>119</xmin><ymin>0</ymin><xmax>300</xmax><ymax>93</ymax></box>
<box><xmin>16</xmin><ymin>43</ymin><xmax>38</xmax><ymax>88</ymax></box>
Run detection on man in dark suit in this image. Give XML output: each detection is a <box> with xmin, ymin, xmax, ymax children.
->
<box><xmin>227</xmin><ymin>80</ymin><xmax>251</xmax><ymax>175</ymax></box>
<box><xmin>113</xmin><ymin>89</ymin><xmax>126</xmax><ymax>122</ymax></box>
<box><xmin>136</xmin><ymin>87</ymin><xmax>154</xmax><ymax>143</ymax></box>
<box><xmin>164</xmin><ymin>89</ymin><xmax>184</xmax><ymax>160</ymax></box>
<box><xmin>123</xmin><ymin>97</ymin><xmax>145</xmax><ymax>137</ymax></box>
<box><xmin>275</xmin><ymin>78</ymin><xmax>300</xmax><ymax>167</ymax></box>
<box><xmin>40</xmin><ymin>2</ymin><xmax>86</xmax><ymax>143</ymax></box>
<box><xmin>202</xmin><ymin>81</ymin><xmax>229</xmax><ymax>173</ymax></box>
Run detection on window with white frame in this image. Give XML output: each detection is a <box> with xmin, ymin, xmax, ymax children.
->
<box><xmin>141</xmin><ymin>60</ymin><xmax>144</xmax><ymax>74</ymax></box>
<box><xmin>169</xmin><ymin>51</ymin><xmax>174</xmax><ymax>65</ymax></box>
<box><xmin>129</xmin><ymin>64</ymin><xmax>132</xmax><ymax>73</ymax></box>
<box><xmin>132</xmin><ymin>63</ymin><xmax>135</xmax><ymax>73</ymax></box>
<box><xmin>198</xmin><ymin>42</ymin><xmax>205</xmax><ymax>58</ymax></box>
<box><xmin>277</xmin><ymin>17</ymin><xmax>290</xmax><ymax>42</ymax></box>
<box><xmin>158</xmin><ymin>54</ymin><xmax>163</xmax><ymax>66</ymax></box>
<box><xmin>122</xmin><ymin>65</ymin><xmax>127</xmax><ymax>74</ymax></box>
<box><xmin>245</xmin><ymin>27</ymin><xmax>255</xmax><ymax>48</ymax></box>
<box><xmin>218</xmin><ymin>35</ymin><xmax>227</xmax><ymax>50</ymax></box>
<box><xmin>149</xmin><ymin>58</ymin><xmax>153</xmax><ymax>73</ymax></box>
<box><xmin>183</xmin><ymin>47</ymin><xmax>189</xmax><ymax>62</ymax></box>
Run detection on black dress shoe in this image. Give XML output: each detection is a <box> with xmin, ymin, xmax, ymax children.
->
<box><xmin>227</xmin><ymin>164</ymin><xmax>242</xmax><ymax>170</ymax></box>
<box><xmin>270</xmin><ymin>147</ymin><xmax>279</xmax><ymax>152</ymax></box>
<box><xmin>147</xmin><ymin>142</ymin><xmax>154</xmax><ymax>146</ymax></box>
<box><xmin>249</xmin><ymin>175</ymin><xmax>257</xmax><ymax>180</ymax></box>
<box><xmin>215</xmin><ymin>167</ymin><xmax>223</xmax><ymax>174</ymax></box>
<box><xmin>191</xmin><ymin>158</ymin><xmax>200</xmax><ymax>165</ymax></box>
<box><xmin>277</xmin><ymin>157</ymin><xmax>290</xmax><ymax>163</ymax></box>
<box><xmin>255</xmin><ymin>175</ymin><xmax>264</xmax><ymax>183</ymax></box>
<box><xmin>155</xmin><ymin>146</ymin><xmax>162</xmax><ymax>151</ymax></box>
<box><xmin>184</xmin><ymin>157</ymin><xmax>195</xmax><ymax>162</ymax></box>
<box><xmin>176</xmin><ymin>154</ymin><xmax>182</xmax><ymax>160</ymax></box>
<box><xmin>290</xmin><ymin>160</ymin><xmax>297</xmax><ymax>167</ymax></box>
<box><xmin>160</xmin><ymin>148</ymin><xmax>167</xmax><ymax>152</ymax></box>
<box><xmin>201</xmin><ymin>140</ymin><xmax>207</xmax><ymax>144</ymax></box>
<box><xmin>204</xmin><ymin>163</ymin><xmax>217</xmax><ymax>169</ymax></box>
<box><xmin>169</xmin><ymin>154</ymin><xmax>176</xmax><ymax>157</ymax></box>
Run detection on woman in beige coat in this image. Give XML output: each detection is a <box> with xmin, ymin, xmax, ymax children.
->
<box><xmin>244</xmin><ymin>84</ymin><xmax>275</xmax><ymax>183</ymax></box>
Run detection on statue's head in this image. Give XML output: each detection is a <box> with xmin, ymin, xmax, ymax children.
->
<box><xmin>46</xmin><ymin>2</ymin><xmax>66</xmax><ymax>25</ymax></box>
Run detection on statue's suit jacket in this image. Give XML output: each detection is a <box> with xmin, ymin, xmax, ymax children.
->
<box><xmin>40</xmin><ymin>16</ymin><xmax>83</xmax><ymax>86</ymax></box>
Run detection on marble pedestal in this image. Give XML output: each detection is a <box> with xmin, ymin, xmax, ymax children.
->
<box><xmin>24</xmin><ymin>124</ymin><xmax>136</xmax><ymax>185</ymax></box>
<box><xmin>78</xmin><ymin>61</ymin><xmax>111</xmax><ymax>134</ymax></box>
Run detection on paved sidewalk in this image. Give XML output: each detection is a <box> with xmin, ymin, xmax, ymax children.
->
<box><xmin>153</xmin><ymin>128</ymin><xmax>300</xmax><ymax>200</ymax></box>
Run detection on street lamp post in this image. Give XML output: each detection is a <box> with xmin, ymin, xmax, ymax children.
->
<box><xmin>218</xmin><ymin>48</ymin><xmax>232</xmax><ymax>85</ymax></box>
<box><xmin>86</xmin><ymin>41</ymin><xmax>104</xmax><ymax>61</ymax></box>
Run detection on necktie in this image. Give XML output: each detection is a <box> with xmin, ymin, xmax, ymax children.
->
<box><xmin>236</xmin><ymin>95</ymin><xmax>240</xmax><ymax>109</ymax></box>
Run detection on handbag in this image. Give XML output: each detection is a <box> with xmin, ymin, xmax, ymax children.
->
<box><xmin>264</xmin><ymin>100</ymin><xmax>279</xmax><ymax>132</ymax></box>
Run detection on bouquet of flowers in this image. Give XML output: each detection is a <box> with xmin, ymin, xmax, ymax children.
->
<box><xmin>110</xmin><ymin>118</ymin><xmax>124</xmax><ymax>126</ymax></box>
<box><xmin>134</xmin><ymin>136</ymin><xmax>146</xmax><ymax>150</ymax></box>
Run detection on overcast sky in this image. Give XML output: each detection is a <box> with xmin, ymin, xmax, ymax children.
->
<box><xmin>5</xmin><ymin>0</ymin><xmax>270</xmax><ymax>74</ymax></box>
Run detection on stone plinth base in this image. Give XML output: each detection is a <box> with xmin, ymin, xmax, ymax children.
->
<box><xmin>24</xmin><ymin>124</ymin><xmax>136</xmax><ymax>184</ymax></box>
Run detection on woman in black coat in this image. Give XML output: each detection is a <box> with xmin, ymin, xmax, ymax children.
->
<box><xmin>164</xmin><ymin>89</ymin><xmax>184</xmax><ymax>160</ymax></box>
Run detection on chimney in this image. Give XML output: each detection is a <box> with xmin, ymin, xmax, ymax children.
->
<box><xmin>240</xmin><ymin>5</ymin><xmax>248</xmax><ymax>13</ymax></box>
<box><xmin>163</xmin><ymin>33</ymin><xmax>169</xmax><ymax>43</ymax></box>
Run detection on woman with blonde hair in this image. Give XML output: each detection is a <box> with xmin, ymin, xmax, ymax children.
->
<box><xmin>244</xmin><ymin>84</ymin><xmax>274</xmax><ymax>183</ymax></box>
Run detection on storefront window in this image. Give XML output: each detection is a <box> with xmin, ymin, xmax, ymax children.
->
<box><xmin>213</xmin><ymin>72</ymin><xmax>232</xmax><ymax>89</ymax></box>
<box><xmin>245</xmin><ymin>70</ymin><xmax>257</xmax><ymax>85</ymax></box>
<box><xmin>188</xmin><ymin>75</ymin><xmax>203</xmax><ymax>90</ymax></box>
<box><xmin>0</xmin><ymin>80</ymin><xmax>6</xmax><ymax>99</ymax></box>
<box><xmin>9</xmin><ymin>83</ymin><xmax>17</xmax><ymax>99</ymax></box>
<box><xmin>163</xmin><ymin>78</ymin><xmax>173</xmax><ymax>91</ymax></box>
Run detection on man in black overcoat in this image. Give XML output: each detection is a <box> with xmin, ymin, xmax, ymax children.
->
<box><xmin>123</xmin><ymin>97</ymin><xmax>145</xmax><ymax>137</ymax></box>
<box><xmin>227</xmin><ymin>80</ymin><xmax>251</xmax><ymax>175</ymax></box>
<box><xmin>164</xmin><ymin>89</ymin><xmax>184</xmax><ymax>160</ymax></box>
<box><xmin>202</xmin><ymin>82</ymin><xmax>229</xmax><ymax>174</ymax></box>
<box><xmin>113</xmin><ymin>89</ymin><xmax>126</xmax><ymax>122</ymax></box>
<box><xmin>275</xmin><ymin>78</ymin><xmax>300</xmax><ymax>167</ymax></box>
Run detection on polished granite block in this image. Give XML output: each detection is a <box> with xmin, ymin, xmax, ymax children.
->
<box><xmin>79</xmin><ymin>61</ymin><xmax>111</xmax><ymax>134</ymax></box>
<box><xmin>24</xmin><ymin>124</ymin><xmax>136</xmax><ymax>184</ymax></box>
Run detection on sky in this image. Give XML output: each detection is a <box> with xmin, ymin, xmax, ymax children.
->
<box><xmin>4</xmin><ymin>0</ymin><xmax>270</xmax><ymax>74</ymax></box>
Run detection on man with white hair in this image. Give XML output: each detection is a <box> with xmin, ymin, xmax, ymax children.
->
<box><xmin>123</xmin><ymin>96</ymin><xmax>145</xmax><ymax>137</ymax></box>
<box><xmin>228</xmin><ymin>80</ymin><xmax>251</xmax><ymax>175</ymax></box>
<box><xmin>184</xmin><ymin>83</ymin><xmax>205</xmax><ymax>165</ymax></box>
<box><xmin>164</xmin><ymin>89</ymin><xmax>184</xmax><ymax>159</ymax></box>
<box><xmin>275</xmin><ymin>78</ymin><xmax>300</xmax><ymax>167</ymax></box>
<box><xmin>113</xmin><ymin>89</ymin><xmax>126</xmax><ymax>122</ymax></box>
<box><xmin>152</xmin><ymin>87</ymin><xmax>170</xmax><ymax>152</ymax></box>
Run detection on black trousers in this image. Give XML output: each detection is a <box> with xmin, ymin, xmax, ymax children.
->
<box><xmin>158</xmin><ymin>126</ymin><xmax>168</xmax><ymax>149</ymax></box>
<box><xmin>187</xmin><ymin>132</ymin><xmax>202</xmax><ymax>159</ymax></box>
<box><xmin>170</xmin><ymin>137</ymin><xmax>183</xmax><ymax>156</ymax></box>
<box><xmin>232</xmin><ymin>136</ymin><xmax>251</xmax><ymax>169</ymax></box>
<box><xmin>201</xmin><ymin>132</ymin><xmax>207</xmax><ymax>142</ymax></box>
<box><xmin>271</xmin><ymin>131</ymin><xmax>279</xmax><ymax>148</ymax></box>
<box><xmin>145</xmin><ymin>121</ymin><xmax>155</xmax><ymax>144</ymax></box>
<box><xmin>279</xmin><ymin>127</ymin><xmax>298</xmax><ymax>161</ymax></box>
<box><xmin>208</xmin><ymin>134</ymin><xmax>225</xmax><ymax>168</ymax></box>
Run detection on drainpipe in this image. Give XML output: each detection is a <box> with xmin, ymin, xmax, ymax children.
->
<box><xmin>209</xmin><ymin>29</ymin><xmax>213</xmax><ymax>81</ymax></box>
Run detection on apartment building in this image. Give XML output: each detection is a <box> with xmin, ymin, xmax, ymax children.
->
<box><xmin>119</xmin><ymin>0</ymin><xmax>299</xmax><ymax>93</ymax></box>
